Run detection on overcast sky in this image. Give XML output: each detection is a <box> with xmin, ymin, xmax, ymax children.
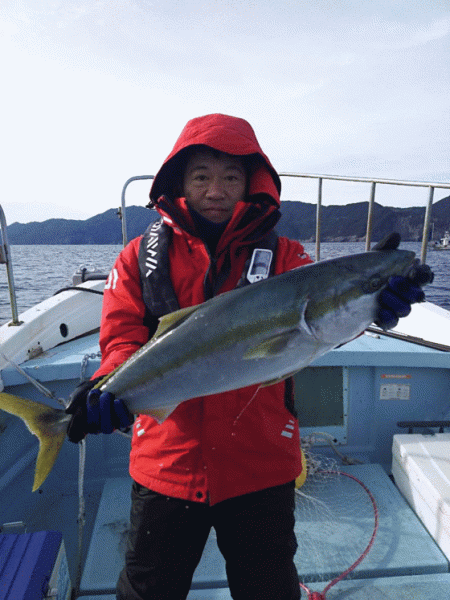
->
<box><xmin>1</xmin><ymin>0</ymin><xmax>449</xmax><ymax>224</ymax></box>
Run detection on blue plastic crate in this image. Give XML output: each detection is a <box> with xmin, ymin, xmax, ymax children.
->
<box><xmin>0</xmin><ymin>531</ymin><xmax>71</xmax><ymax>600</ymax></box>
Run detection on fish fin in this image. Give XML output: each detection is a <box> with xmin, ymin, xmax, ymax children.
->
<box><xmin>93</xmin><ymin>369</ymin><xmax>117</xmax><ymax>389</ymax></box>
<box><xmin>154</xmin><ymin>305</ymin><xmax>201</xmax><ymax>339</ymax></box>
<box><xmin>149</xmin><ymin>407</ymin><xmax>174</xmax><ymax>423</ymax></box>
<box><xmin>372</xmin><ymin>233</ymin><xmax>401</xmax><ymax>251</ymax></box>
<box><xmin>259</xmin><ymin>376</ymin><xmax>287</xmax><ymax>387</ymax></box>
<box><xmin>138</xmin><ymin>406</ymin><xmax>175</xmax><ymax>424</ymax></box>
<box><xmin>93</xmin><ymin>306</ymin><xmax>203</xmax><ymax>390</ymax></box>
<box><xmin>243</xmin><ymin>331</ymin><xmax>298</xmax><ymax>360</ymax></box>
<box><xmin>259</xmin><ymin>371</ymin><xmax>298</xmax><ymax>387</ymax></box>
<box><xmin>0</xmin><ymin>392</ymin><xmax>69</xmax><ymax>491</ymax></box>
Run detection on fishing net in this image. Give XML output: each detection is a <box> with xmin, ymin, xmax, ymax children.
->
<box><xmin>295</xmin><ymin>435</ymin><xmax>378</xmax><ymax>600</ymax></box>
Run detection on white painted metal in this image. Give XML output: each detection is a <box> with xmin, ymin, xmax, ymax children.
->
<box><xmin>392</xmin><ymin>433</ymin><xmax>450</xmax><ymax>560</ymax></box>
<box><xmin>0</xmin><ymin>279</ymin><xmax>104</xmax><ymax>390</ymax></box>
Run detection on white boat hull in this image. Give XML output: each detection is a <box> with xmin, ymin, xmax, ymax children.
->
<box><xmin>0</xmin><ymin>279</ymin><xmax>104</xmax><ymax>389</ymax></box>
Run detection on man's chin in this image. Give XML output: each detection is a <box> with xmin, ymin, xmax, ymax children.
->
<box><xmin>201</xmin><ymin>209</ymin><xmax>230</xmax><ymax>223</ymax></box>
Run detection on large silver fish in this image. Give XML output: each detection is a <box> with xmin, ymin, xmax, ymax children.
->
<box><xmin>0</xmin><ymin>235</ymin><xmax>424</xmax><ymax>490</ymax></box>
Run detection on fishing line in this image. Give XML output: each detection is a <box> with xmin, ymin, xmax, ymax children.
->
<box><xmin>74</xmin><ymin>439</ymin><xmax>87</xmax><ymax>599</ymax></box>
<box><xmin>304</xmin><ymin>431</ymin><xmax>363</xmax><ymax>466</ymax></box>
<box><xmin>0</xmin><ymin>352</ymin><xmax>67</xmax><ymax>407</ymax></box>
<box><xmin>232</xmin><ymin>384</ymin><xmax>262</xmax><ymax>425</ymax></box>
<box><xmin>295</xmin><ymin>448</ymin><xmax>379</xmax><ymax>600</ymax></box>
<box><xmin>299</xmin><ymin>472</ymin><xmax>378</xmax><ymax>599</ymax></box>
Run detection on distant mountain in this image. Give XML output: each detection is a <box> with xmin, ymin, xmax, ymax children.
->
<box><xmin>6</xmin><ymin>208</ymin><xmax>160</xmax><ymax>245</ymax></box>
<box><xmin>6</xmin><ymin>197</ymin><xmax>450</xmax><ymax>244</ymax></box>
<box><xmin>279</xmin><ymin>198</ymin><xmax>450</xmax><ymax>242</ymax></box>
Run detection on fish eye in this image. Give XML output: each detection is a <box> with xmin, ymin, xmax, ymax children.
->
<box><xmin>369</xmin><ymin>275</ymin><xmax>382</xmax><ymax>291</ymax></box>
<box><xmin>363</xmin><ymin>274</ymin><xmax>383</xmax><ymax>293</ymax></box>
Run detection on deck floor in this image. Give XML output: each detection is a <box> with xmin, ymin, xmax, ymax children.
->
<box><xmin>78</xmin><ymin>464</ymin><xmax>449</xmax><ymax>598</ymax></box>
<box><xmin>77</xmin><ymin>572</ymin><xmax>450</xmax><ymax>599</ymax></box>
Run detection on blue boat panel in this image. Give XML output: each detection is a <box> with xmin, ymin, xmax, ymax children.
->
<box><xmin>0</xmin><ymin>531</ymin><xmax>65</xmax><ymax>600</ymax></box>
<box><xmin>3</xmin><ymin>329</ymin><xmax>450</xmax><ymax>390</ymax></box>
<box><xmin>314</xmin><ymin>333</ymin><xmax>450</xmax><ymax>369</ymax></box>
<box><xmin>0</xmin><ymin>333</ymin><xmax>100</xmax><ymax>387</ymax></box>
<box><xmin>307</xmin><ymin>573</ymin><xmax>450</xmax><ymax>600</ymax></box>
<box><xmin>80</xmin><ymin>478</ymin><xmax>133</xmax><ymax>594</ymax></box>
<box><xmin>342</xmin><ymin>366</ymin><xmax>450</xmax><ymax>467</ymax></box>
<box><xmin>295</xmin><ymin>464</ymin><xmax>448</xmax><ymax>583</ymax></box>
<box><xmin>0</xmin><ymin>419</ymin><xmax>38</xmax><ymax>491</ymax></box>
<box><xmin>77</xmin><ymin>574</ymin><xmax>450</xmax><ymax>599</ymax></box>
<box><xmin>78</xmin><ymin>597</ymin><xmax>115</xmax><ymax>600</ymax></box>
<box><xmin>80</xmin><ymin>465</ymin><xmax>448</xmax><ymax>595</ymax></box>
<box><xmin>184</xmin><ymin>573</ymin><xmax>450</xmax><ymax>599</ymax></box>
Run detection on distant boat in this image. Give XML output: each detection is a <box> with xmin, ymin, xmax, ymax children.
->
<box><xmin>431</xmin><ymin>229</ymin><xmax>450</xmax><ymax>250</ymax></box>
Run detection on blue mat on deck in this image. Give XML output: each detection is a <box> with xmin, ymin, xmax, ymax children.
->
<box><xmin>79</xmin><ymin>465</ymin><xmax>448</xmax><ymax>596</ymax></box>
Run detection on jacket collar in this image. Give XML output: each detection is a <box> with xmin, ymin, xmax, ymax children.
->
<box><xmin>154</xmin><ymin>195</ymin><xmax>281</xmax><ymax>258</ymax></box>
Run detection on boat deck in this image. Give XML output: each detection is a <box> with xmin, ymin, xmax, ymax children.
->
<box><xmin>75</xmin><ymin>464</ymin><xmax>450</xmax><ymax>598</ymax></box>
<box><xmin>3</xmin><ymin>443</ymin><xmax>450</xmax><ymax>598</ymax></box>
<box><xmin>1</xmin><ymin>309</ymin><xmax>450</xmax><ymax>598</ymax></box>
<box><xmin>77</xmin><ymin>574</ymin><xmax>450</xmax><ymax>599</ymax></box>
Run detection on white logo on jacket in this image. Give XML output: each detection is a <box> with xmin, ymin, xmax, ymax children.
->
<box><xmin>281</xmin><ymin>419</ymin><xmax>296</xmax><ymax>439</ymax></box>
<box><xmin>105</xmin><ymin>268</ymin><xmax>119</xmax><ymax>290</ymax></box>
<box><xmin>145</xmin><ymin>221</ymin><xmax>162</xmax><ymax>277</ymax></box>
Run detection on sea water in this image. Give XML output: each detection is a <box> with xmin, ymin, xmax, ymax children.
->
<box><xmin>0</xmin><ymin>242</ymin><xmax>449</xmax><ymax>325</ymax></box>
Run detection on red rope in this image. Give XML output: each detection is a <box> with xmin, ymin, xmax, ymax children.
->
<box><xmin>298</xmin><ymin>470</ymin><xmax>379</xmax><ymax>600</ymax></box>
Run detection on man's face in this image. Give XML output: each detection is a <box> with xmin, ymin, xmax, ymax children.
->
<box><xmin>182</xmin><ymin>150</ymin><xmax>247</xmax><ymax>223</ymax></box>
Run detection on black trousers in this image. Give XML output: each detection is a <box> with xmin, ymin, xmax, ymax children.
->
<box><xmin>116</xmin><ymin>481</ymin><xmax>300</xmax><ymax>600</ymax></box>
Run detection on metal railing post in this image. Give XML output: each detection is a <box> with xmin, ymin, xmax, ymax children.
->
<box><xmin>278</xmin><ymin>172</ymin><xmax>450</xmax><ymax>261</ymax></box>
<box><xmin>0</xmin><ymin>206</ymin><xmax>22</xmax><ymax>325</ymax></box>
<box><xmin>120</xmin><ymin>175</ymin><xmax>155</xmax><ymax>248</ymax></box>
<box><xmin>315</xmin><ymin>178</ymin><xmax>322</xmax><ymax>261</ymax></box>
<box><xmin>365</xmin><ymin>182</ymin><xmax>376</xmax><ymax>251</ymax></box>
<box><xmin>420</xmin><ymin>186</ymin><xmax>434</xmax><ymax>264</ymax></box>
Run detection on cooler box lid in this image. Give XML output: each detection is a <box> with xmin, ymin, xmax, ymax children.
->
<box><xmin>392</xmin><ymin>433</ymin><xmax>450</xmax><ymax>522</ymax></box>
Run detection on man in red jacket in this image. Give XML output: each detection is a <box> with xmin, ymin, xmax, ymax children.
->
<box><xmin>67</xmin><ymin>114</ymin><xmax>426</xmax><ymax>600</ymax></box>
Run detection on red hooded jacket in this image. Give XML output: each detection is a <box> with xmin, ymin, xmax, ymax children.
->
<box><xmin>94</xmin><ymin>114</ymin><xmax>312</xmax><ymax>505</ymax></box>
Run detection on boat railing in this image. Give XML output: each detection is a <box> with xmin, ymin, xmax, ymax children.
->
<box><xmin>119</xmin><ymin>175</ymin><xmax>155</xmax><ymax>247</ymax></box>
<box><xmin>0</xmin><ymin>205</ymin><xmax>21</xmax><ymax>326</ymax></box>
<box><xmin>119</xmin><ymin>173</ymin><xmax>450</xmax><ymax>263</ymax></box>
<box><xmin>2</xmin><ymin>173</ymin><xmax>449</xmax><ymax>325</ymax></box>
<box><xmin>278</xmin><ymin>173</ymin><xmax>450</xmax><ymax>262</ymax></box>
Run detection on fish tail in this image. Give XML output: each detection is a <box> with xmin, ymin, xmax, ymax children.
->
<box><xmin>0</xmin><ymin>392</ymin><xmax>70</xmax><ymax>491</ymax></box>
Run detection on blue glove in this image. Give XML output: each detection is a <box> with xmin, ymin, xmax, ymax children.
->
<box><xmin>85</xmin><ymin>389</ymin><xmax>134</xmax><ymax>435</ymax></box>
<box><xmin>375</xmin><ymin>264</ymin><xmax>433</xmax><ymax>330</ymax></box>
<box><xmin>66</xmin><ymin>379</ymin><xmax>134</xmax><ymax>443</ymax></box>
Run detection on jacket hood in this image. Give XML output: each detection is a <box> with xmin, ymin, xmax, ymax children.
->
<box><xmin>149</xmin><ymin>114</ymin><xmax>281</xmax><ymax>207</ymax></box>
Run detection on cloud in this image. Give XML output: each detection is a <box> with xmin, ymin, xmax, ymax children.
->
<box><xmin>1</xmin><ymin>0</ymin><xmax>449</xmax><ymax>219</ymax></box>
<box><xmin>370</xmin><ymin>16</ymin><xmax>450</xmax><ymax>51</ymax></box>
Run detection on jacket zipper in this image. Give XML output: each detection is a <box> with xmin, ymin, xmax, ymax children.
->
<box><xmin>203</xmin><ymin>248</ymin><xmax>217</xmax><ymax>301</ymax></box>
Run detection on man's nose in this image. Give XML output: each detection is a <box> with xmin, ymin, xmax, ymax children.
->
<box><xmin>206</xmin><ymin>178</ymin><xmax>225</xmax><ymax>199</ymax></box>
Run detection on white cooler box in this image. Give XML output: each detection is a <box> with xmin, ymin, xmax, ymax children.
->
<box><xmin>392</xmin><ymin>433</ymin><xmax>450</xmax><ymax>560</ymax></box>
